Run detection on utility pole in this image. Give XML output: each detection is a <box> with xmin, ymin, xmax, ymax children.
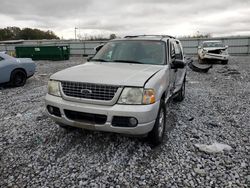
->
<box><xmin>74</xmin><ymin>27</ymin><xmax>78</xmax><ymax>40</ymax></box>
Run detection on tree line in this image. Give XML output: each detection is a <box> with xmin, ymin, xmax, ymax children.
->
<box><xmin>77</xmin><ymin>33</ymin><xmax>117</xmax><ymax>40</ymax></box>
<box><xmin>0</xmin><ymin>27</ymin><xmax>59</xmax><ymax>41</ymax></box>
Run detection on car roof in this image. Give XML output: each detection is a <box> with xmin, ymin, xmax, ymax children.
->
<box><xmin>113</xmin><ymin>35</ymin><xmax>176</xmax><ymax>42</ymax></box>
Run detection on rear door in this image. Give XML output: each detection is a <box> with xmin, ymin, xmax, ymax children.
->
<box><xmin>168</xmin><ymin>40</ymin><xmax>178</xmax><ymax>95</ymax></box>
<box><xmin>174</xmin><ymin>40</ymin><xmax>186</xmax><ymax>92</ymax></box>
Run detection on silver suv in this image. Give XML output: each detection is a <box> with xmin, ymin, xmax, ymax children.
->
<box><xmin>45</xmin><ymin>35</ymin><xmax>187</xmax><ymax>145</ymax></box>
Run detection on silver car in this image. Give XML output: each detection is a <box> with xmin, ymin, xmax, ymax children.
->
<box><xmin>0</xmin><ymin>52</ymin><xmax>36</xmax><ymax>86</ymax></box>
<box><xmin>45</xmin><ymin>35</ymin><xmax>187</xmax><ymax>145</ymax></box>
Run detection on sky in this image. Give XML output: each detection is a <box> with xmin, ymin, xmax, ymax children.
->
<box><xmin>0</xmin><ymin>0</ymin><xmax>250</xmax><ymax>39</ymax></box>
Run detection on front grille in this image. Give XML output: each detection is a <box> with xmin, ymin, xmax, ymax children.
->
<box><xmin>64</xmin><ymin>109</ymin><xmax>107</xmax><ymax>124</ymax></box>
<box><xmin>61</xmin><ymin>81</ymin><xmax>119</xmax><ymax>101</ymax></box>
<box><xmin>208</xmin><ymin>49</ymin><xmax>221</xmax><ymax>54</ymax></box>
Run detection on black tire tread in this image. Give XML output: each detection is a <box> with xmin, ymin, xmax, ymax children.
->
<box><xmin>10</xmin><ymin>69</ymin><xmax>27</xmax><ymax>87</ymax></box>
<box><xmin>148</xmin><ymin>100</ymin><xmax>166</xmax><ymax>146</ymax></box>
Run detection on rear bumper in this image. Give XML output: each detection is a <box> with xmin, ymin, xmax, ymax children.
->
<box><xmin>45</xmin><ymin>94</ymin><xmax>160</xmax><ymax>135</ymax></box>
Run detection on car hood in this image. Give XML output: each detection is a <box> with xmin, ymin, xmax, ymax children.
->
<box><xmin>51</xmin><ymin>62</ymin><xmax>163</xmax><ymax>87</ymax></box>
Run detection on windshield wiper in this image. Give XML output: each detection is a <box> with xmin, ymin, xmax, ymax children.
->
<box><xmin>91</xmin><ymin>58</ymin><xmax>108</xmax><ymax>62</ymax></box>
<box><xmin>112</xmin><ymin>60</ymin><xmax>144</xmax><ymax>64</ymax></box>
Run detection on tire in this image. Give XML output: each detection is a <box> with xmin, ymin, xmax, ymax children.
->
<box><xmin>147</xmin><ymin>100</ymin><xmax>166</xmax><ymax>146</ymax></box>
<box><xmin>221</xmin><ymin>60</ymin><xmax>228</xmax><ymax>64</ymax></box>
<box><xmin>174</xmin><ymin>77</ymin><xmax>186</xmax><ymax>102</ymax></box>
<box><xmin>10</xmin><ymin>69</ymin><xmax>27</xmax><ymax>87</ymax></box>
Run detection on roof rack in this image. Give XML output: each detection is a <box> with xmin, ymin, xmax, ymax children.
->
<box><xmin>124</xmin><ymin>35</ymin><xmax>176</xmax><ymax>39</ymax></box>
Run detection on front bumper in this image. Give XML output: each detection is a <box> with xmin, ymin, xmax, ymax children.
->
<box><xmin>202</xmin><ymin>53</ymin><xmax>229</xmax><ymax>60</ymax></box>
<box><xmin>45</xmin><ymin>94</ymin><xmax>160</xmax><ymax>135</ymax></box>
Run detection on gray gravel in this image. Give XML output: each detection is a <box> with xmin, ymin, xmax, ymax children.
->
<box><xmin>0</xmin><ymin>56</ymin><xmax>249</xmax><ymax>187</ymax></box>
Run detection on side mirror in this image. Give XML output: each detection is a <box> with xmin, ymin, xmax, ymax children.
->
<box><xmin>95</xmin><ymin>45</ymin><xmax>104</xmax><ymax>52</ymax></box>
<box><xmin>172</xmin><ymin>59</ymin><xmax>185</xmax><ymax>69</ymax></box>
<box><xmin>87</xmin><ymin>56</ymin><xmax>93</xmax><ymax>62</ymax></box>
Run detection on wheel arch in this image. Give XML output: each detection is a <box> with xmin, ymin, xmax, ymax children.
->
<box><xmin>9</xmin><ymin>68</ymin><xmax>27</xmax><ymax>85</ymax></box>
<box><xmin>11</xmin><ymin>68</ymin><xmax>27</xmax><ymax>77</ymax></box>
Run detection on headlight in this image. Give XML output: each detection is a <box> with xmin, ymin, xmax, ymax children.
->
<box><xmin>118</xmin><ymin>88</ymin><xmax>155</xmax><ymax>105</ymax></box>
<box><xmin>202</xmin><ymin>49</ymin><xmax>207</xmax><ymax>54</ymax></box>
<box><xmin>48</xmin><ymin>80</ymin><xmax>61</xmax><ymax>97</ymax></box>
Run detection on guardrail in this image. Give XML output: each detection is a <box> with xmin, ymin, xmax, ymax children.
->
<box><xmin>1</xmin><ymin>36</ymin><xmax>250</xmax><ymax>57</ymax></box>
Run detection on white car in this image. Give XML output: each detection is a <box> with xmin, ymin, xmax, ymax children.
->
<box><xmin>198</xmin><ymin>41</ymin><xmax>229</xmax><ymax>64</ymax></box>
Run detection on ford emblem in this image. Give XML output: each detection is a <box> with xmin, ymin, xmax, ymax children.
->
<box><xmin>80</xmin><ymin>89</ymin><xmax>92</xmax><ymax>95</ymax></box>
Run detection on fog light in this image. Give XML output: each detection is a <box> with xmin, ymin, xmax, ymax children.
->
<box><xmin>48</xmin><ymin>106</ymin><xmax>54</xmax><ymax>114</ymax></box>
<box><xmin>47</xmin><ymin>105</ymin><xmax>61</xmax><ymax>117</ymax></box>
<box><xmin>129</xmin><ymin>117</ymin><xmax>138</xmax><ymax>127</ymax></box>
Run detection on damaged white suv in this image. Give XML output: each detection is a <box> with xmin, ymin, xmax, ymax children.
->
<box><xmin>45</xmin><ymin>35</ymin><xmax>187</xmax><ymax>145</ymax></box>
<box><xmin>198</xmin><ymin>41</ymin><xmax>229</xmax><ymax>64</ymax></box>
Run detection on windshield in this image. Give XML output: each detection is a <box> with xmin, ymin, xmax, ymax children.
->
<box><xmin>203</xmin><ymin>42</ymin><xmax>225</xmax><ymax>48</ymax></box>
<box><xmin>92</xmin><ymin>40</ymin><xmax>165</xmax><ymax>65</ymax></box>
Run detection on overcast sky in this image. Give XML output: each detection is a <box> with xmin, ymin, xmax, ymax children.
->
<box><xmin>0</xmin><ymin>0</ymin><xmax>249</xmax><ymax>39</ymax></box>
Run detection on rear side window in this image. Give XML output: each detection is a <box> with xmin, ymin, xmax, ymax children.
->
<box><xmin>170</xmin><ymin>43</ymin><xmax>175</xmax><ymax>59</ymax></box>
<box><xmin>173</xmin><ymin>41</ymin><xmax>183</xmax><ymax>60</ymax></box>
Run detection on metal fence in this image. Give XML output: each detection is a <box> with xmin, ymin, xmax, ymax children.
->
<box><xmin>1</xmin><ymin>36</ymin><xmax>250</xmax><ymax>57</ymax></box>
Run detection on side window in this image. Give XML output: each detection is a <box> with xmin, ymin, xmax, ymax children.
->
<box><xmin>95</xmin><ymin>43</ymin><xmax>114</xmax><ymax>61</ymax></box>
<box><xmin>170</xmin><ymin>42</ymin><xmax>175</xmax><ymax>59</ymax></box>
<box><xmin>0</xmin><ymin>56</ymin><xmax>4</xmax><ymax>61</ymax></box>
<box><xmin>173</xmin><ymin>41</ymin><xmax>183</xmax><ymax>60</ymax></box>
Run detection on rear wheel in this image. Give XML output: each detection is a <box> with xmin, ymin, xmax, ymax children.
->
<box><xmin>10</xmin><ymin>69</ymin><xmax>27</xmax><ymax>87</ymax></box>
<box><xmin>148</xmin><ymin>100</ymin><xmax>166</xmax><ymax>146</ymax></box>
<box><xmin>221</xmin><ymin>60</ymin><xmax>228</xmax><ymax>64</ymax></box>
<box><xmin>174</xmin><ymin>77</ymin><xmax>186</xmax><ymax>102</ymax></box>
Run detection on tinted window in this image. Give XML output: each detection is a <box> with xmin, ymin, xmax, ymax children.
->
<box><xmin>93</xmin><ymin>41</ymin><xmax>165</xmax><ymax>65</ymax></box>
<box><xmin>170</xmin><ymin>43</ymin><xmax>175</xmax><ymax>59</ymax></box>
<box><xmin>173</xmin><ymin>41</ymin><xmax>183</xmax><ymax>60</ymax></box>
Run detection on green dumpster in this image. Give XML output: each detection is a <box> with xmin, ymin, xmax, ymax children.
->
<box><xmin>61</xmin><ymin>46</ymin><xmax>70</xmax><ymax>60</ymax></box>
<box><xmin>15</xmin><ymin>45</ymin><xmax>70</xmax><ymax>61</ymax></box>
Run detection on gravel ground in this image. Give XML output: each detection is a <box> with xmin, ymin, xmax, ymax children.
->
<box><xmin>0</xmin><ymin>56</ymin><xmax>249</xmax><ymax>187</ymax></box>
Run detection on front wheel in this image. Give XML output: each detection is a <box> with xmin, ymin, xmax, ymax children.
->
<box><xmin>198</xmin><ymin>55</ymin><xmax>202</xmax><ymax>64</ymax></box>
<box><xmin>221</xmin><ymin>60</ymin><xmax>228</xmax><ymax>64</ymax></box>
<box><xmin>147</xmin><ymin>100</ymin><xmax>166</xmax><ymax>146</ymax></box>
